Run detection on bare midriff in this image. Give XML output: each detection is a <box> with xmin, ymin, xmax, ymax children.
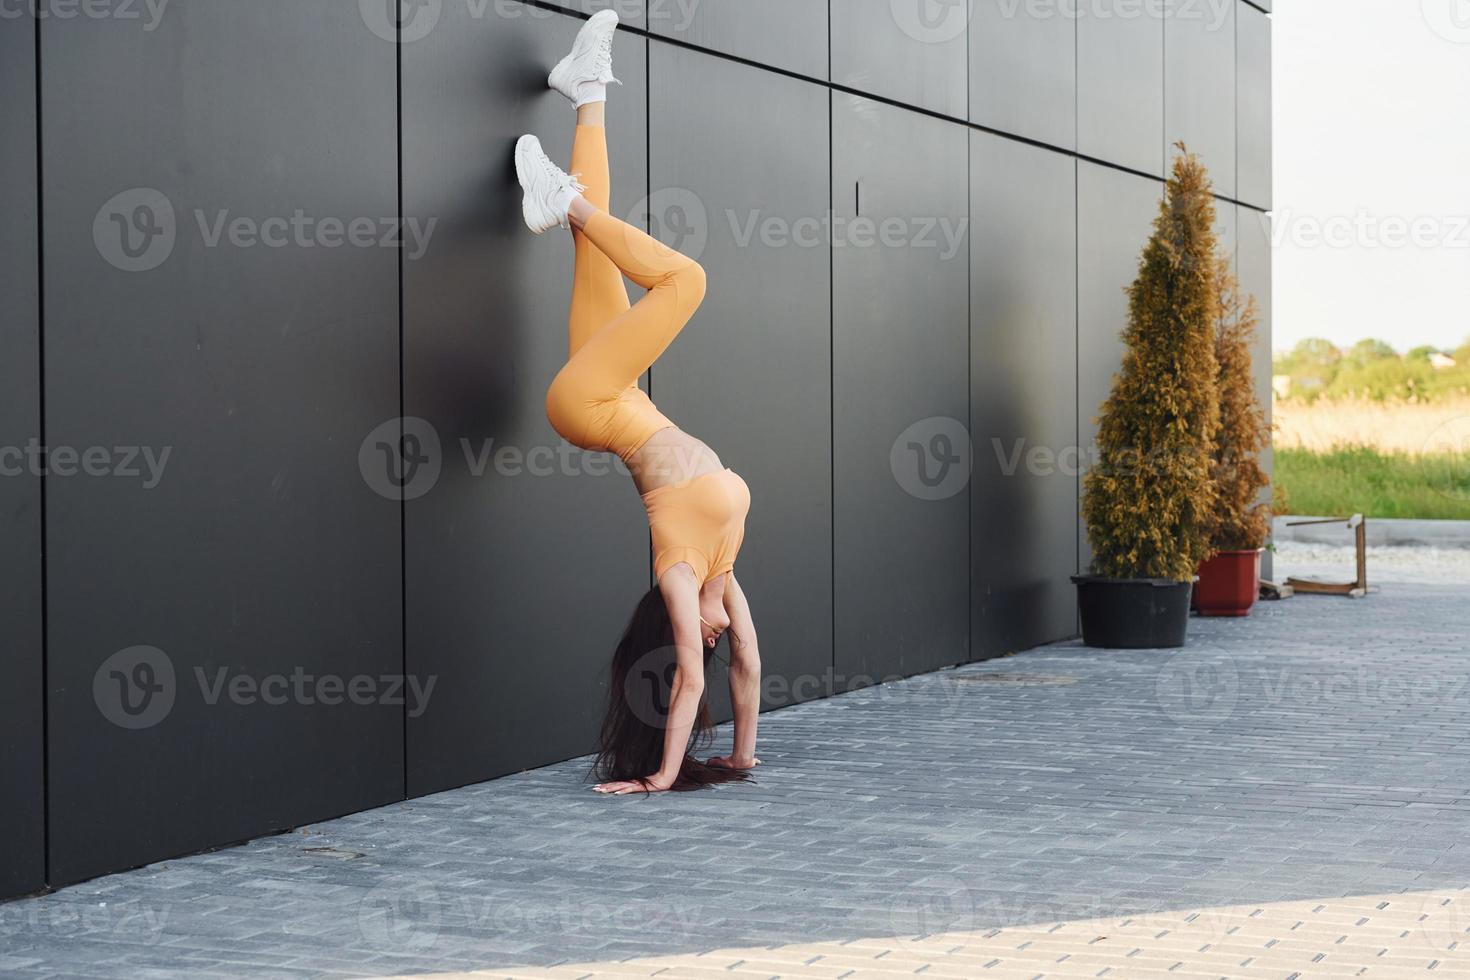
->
<box><xmin>627</xmin><ymin>425</ymin><xmax>725</xmax><ymax>496</ymax></box>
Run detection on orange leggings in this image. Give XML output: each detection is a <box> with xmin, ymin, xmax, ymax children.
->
<box><xmin>545</xmin><ymin>125</ymin><xmax>706</xmax><ymax>460</ymax></box>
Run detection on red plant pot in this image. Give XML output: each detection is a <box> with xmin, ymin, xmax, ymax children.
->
<box><xmin>1193</xmin><ymin>549</ymin><xmax>1262</xmax><ymax>617</ymax></box>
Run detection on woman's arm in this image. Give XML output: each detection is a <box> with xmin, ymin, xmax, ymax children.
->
<box><xmin>595</xmin><ymin>570</ymin><xmax>705</xmax><ymax>795</ymax></box>
<box><xmin>709</xmin><ymin>574</ymin><xmax>761</xmax><ymax>770</ymax></box>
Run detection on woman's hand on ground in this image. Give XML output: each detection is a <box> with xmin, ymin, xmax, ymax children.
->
<box><xmin>706</xmin><ymin>755</ymin><xmax>760</xmax><ymax>770</ymax></box>
<box><xmin>593</xmin><ymin>774</ymin><xmax>674</xmax><ymax>795</ymax></box>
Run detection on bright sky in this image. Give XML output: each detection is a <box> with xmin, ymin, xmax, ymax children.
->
<box><xmin>1273</xmin><ymin>0</ymin><xmax>1470</xmax><ymax>354</ymax></box>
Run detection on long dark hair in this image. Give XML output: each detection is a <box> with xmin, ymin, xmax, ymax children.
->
<box><xmin>594</xmin><ymin>586</ymin><xmax>751</xmax><ymax>791</ymax></box>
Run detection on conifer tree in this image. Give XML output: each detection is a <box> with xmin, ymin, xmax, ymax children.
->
<box><xmin>1203</xmin><ymin>256</ymin><xmax>1272</xmax><ymax>551</ymax></box>
<box><xmin>1083</xmin><ymin>146</ymin><xmax>1220</xmax><ymax>581</ymax></box>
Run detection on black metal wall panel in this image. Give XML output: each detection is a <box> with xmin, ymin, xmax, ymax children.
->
<box><xmin>1164</xmin><ymin>0</ymin><xmax>1237</xmax><ymax>196</ymax></box>
<box><xmin>971</xmin><ymin>0</ymin><xmax>1075</xmax><ymax>150</ymax></box>
<box><xmin>651</xmin><ymin>0</ymin><xmax>827</xmax><ymax>79</ymax></box>
<box><xmin>544</xmin><ymin>0</ymin><xmax>647</xmax><ymax>29</ymax></box>
<box><xmin>1076</xmin><ymin>162</ymin><xmax>1164</xmax><ymax>574</ymax></box>
<box><xmin>1216</xmin><ymin>195</ymin><xmax>1239</xmax><ymax>278</ymax></box>
<box><xmin>403</xmin><ymin>10</ymin><xmax>650</xmax><ymax>795</ymax></box>
<box><xmin>971</xmin><ymin>133</ymin><xmax>1078</xmax><ymax>656</ymax></box>
<box><xmin>42</xmin><ymin>2</ymin><xmax>402</xmax><ymax>886</ymax></box>
<box><xmin>1</xmin><ymin>8</ymin><xmax>45</xmax><ymax>901</ymax></box>
<box><xmin>1237</xmin><ymin>1</ymin><xmax>1272</xmax><ymax>210</ymax></box>
<box><xmin>832</xmin><ymin>0</ymin><xmax>968</xmax><ymax>118</ymax></box>
<box><xmin>649</xmin><ymin>43</ymin><xmax>833</xmax><ymax>705</ymax></box>
<box><xmin>1238</xmin><ymin>205</ymin><xmax>1274</xmax><ymax>580</ymax></box>
<box><xmin>832</xmin><ymin>94</ymin><xmax>969</xmax><ymax>686</ymax></box>
<box><xmin>1077</xmin><ymin>0</ymin><xmax>1165</xmax><ymax>176</ymax></box>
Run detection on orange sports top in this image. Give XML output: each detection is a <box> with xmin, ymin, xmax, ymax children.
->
<box><xmin>640</xmin><ymin>468</ymin><xmax>750</xmax><ymax>585</ymax></box>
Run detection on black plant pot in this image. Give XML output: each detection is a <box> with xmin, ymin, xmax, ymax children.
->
<box><xmin>1071</xmin><ymin>575</ymin><xmax>1194</xmax><ymax>649</ymax></box>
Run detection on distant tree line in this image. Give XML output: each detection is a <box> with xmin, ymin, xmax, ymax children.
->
<box><xmin>1272</xmin><ymin>337</ymin><xmax>1470</xmax><ymax>402</ymax></box>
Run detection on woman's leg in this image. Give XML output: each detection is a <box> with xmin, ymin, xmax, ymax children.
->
<box><xmin>566</xmin><ymin>104</ymin><xmax>630</xmax><ymax>358</ymax></box>
<box><xmin>553</xmin><ymin>204</ymin><xmax>706</xmax><ymax>402</ymax></box>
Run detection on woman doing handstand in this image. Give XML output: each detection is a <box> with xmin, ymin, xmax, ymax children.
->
<box><xmin>514</xmin><ymin>10</ymin><xmax>762</xmax><ymax>796</ymax></box>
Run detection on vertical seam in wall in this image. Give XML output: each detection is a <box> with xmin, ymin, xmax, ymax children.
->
<box><xmin>645</xmin><ymin>34</ymin><xmax>653</xmax><ymax>589</ymax></box>
<box><xmin>1073</xmin><ymin>0</ymin><xmax>1080</xmax><ymax>595</ymax></box>
<box><xmin>1161</xmin><ymin>0</ymin><xmax>1168</xmax><ymax>175</ymax></box>
<box><xmin>35</xmin><ymin>6</ymin><xmax>50</xmax><ymax>888</ymax></box>
<box><xmin>965</xmin><ymin>121</ymin><xmax>974</xmax><ymax>662</ymax></box>
<box><xmin>964</xmin><ymin>5</ymin><xmax>976</xmax><ymax>658</ymax></box>
<box><xmin>962</xmin><ymin>6</ymin><xmax>967</xmax><ymax>661</ymax></box>
<box><xmin>827</xmin><ymin>5</ymin><xmax>835</xmax><ymax>685</ymax></box>
<box><xmin>396</xmin><ymin>7</ymin><xmax>407</xmax><ymax>801</ymax></box>
<box><xmin>643</xmin><ymin>37</ymin><xmax>651</xmax><ymax>402</ymax></box>
<box><xmin>964</xmin><ymin>5</ymin><xmax>973</xmax><ymax>662</ymax></box>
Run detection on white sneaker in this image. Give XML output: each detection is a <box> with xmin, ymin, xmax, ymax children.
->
<box><xmin>515</xmin><ymin>134</ymin><xmax>586</xmax><ymax>235</ymax></box>
<box><xmin>548</xmin><ymin>9</ymin><xmax>621</xmax><ymax>107</ymax></box>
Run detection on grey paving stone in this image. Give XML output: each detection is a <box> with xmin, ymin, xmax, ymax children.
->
<box><xmin>2</xmin><ymin>582</ymin><xmax>1468</xmax><ymax>978</ymax></box>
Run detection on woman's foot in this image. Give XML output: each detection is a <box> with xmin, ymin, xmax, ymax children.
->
<box><xmin>548</xmin><ymin>9</ymin><xmax>620</xmax><ymax>108</ymax></box>
<box><xmin>514</xmin><ymin>134</ymin><xmax>585</xmax><ymax>234</ymax></box>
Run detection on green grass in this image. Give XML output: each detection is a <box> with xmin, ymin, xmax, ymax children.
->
<box><xmin>1275</xmin><ymin>446</ymin><xmax>1470</xmax><ymax>520</ymax></box>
